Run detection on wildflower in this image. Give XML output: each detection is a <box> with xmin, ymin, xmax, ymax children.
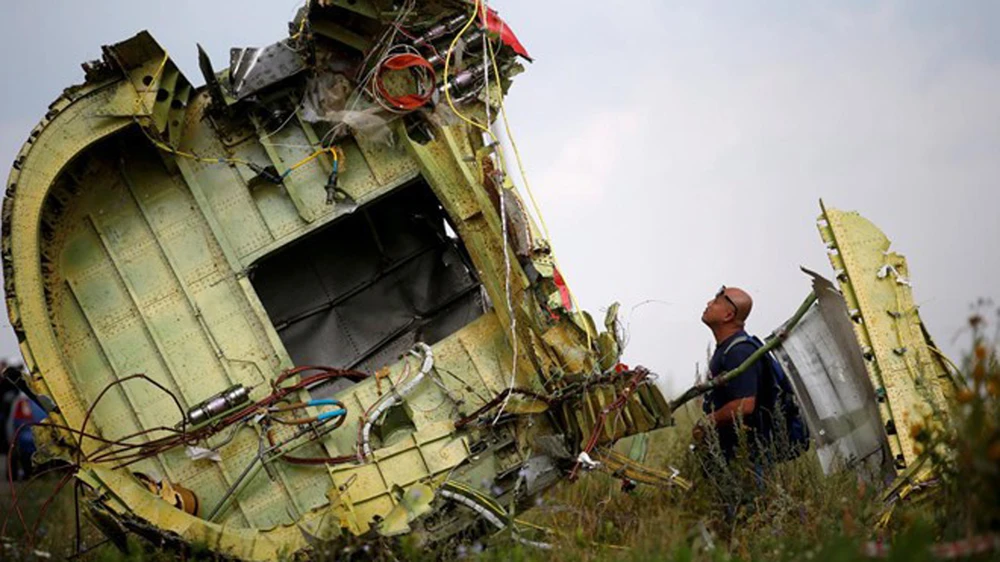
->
<box><xmin>956</xmin><ymin>389</ymin><xmax>976</xmax><ymax>404</ymax></box>
<box><xmin>987</xmin><ymin>380</ymin><xmax>999</xmax><ymax>397</ymax></box>
<box><xmin>973</xmin><ymin>362</ymin><xmax>986</xmax><ymax>383</ymax></box>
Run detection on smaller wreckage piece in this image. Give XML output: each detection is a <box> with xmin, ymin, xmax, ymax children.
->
<box><xmin>3</xmin><ymin>1</ymin><xmax>673</xmax><ymax>559</ymax></box>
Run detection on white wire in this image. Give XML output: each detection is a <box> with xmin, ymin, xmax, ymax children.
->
<box><xmin>365</xmin><ymin>44</ymin><xmax>432</xmax><ymax>115</ymax></box>
<box><xmin>319</xmin><ymin>1</ymin><xmax>417</xmax><ymax>146</ymax></box>
<box><xmin>485</xmin><ymin>0</ymin><xmax>519</xmax><ymax>426</ymax></box>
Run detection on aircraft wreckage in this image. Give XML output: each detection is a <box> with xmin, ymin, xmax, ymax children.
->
<box><xmin>1</xmin><ymin>0</ymin><xmax>961</xmax><ymax>558</ymax></box>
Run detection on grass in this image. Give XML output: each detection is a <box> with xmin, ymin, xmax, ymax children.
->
<box><xmin>2</xmin><ymin>312</ymin><xmax>999</xmax><ymax>561</ymax></box>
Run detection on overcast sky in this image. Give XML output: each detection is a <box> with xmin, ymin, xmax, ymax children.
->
<box><xmin>1</xmin><ymin>1</ymin><xmax>997</xmax><ymax>395</ymax></box>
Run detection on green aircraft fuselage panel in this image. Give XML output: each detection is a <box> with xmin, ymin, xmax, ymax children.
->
<box><xmin>2</xmin><ymin>5</ymin><xmax>672</xmax><ymax>559</ymax></box>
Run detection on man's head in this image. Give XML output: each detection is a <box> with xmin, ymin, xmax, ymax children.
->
<box><xmin>701</xmin><ymin>285</ymin><xmax>753</xmax><ymax>329</ymax></box>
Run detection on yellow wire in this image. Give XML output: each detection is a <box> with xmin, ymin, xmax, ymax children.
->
<box><xmin>123</xmin><ymin>51</ymin><xmax>250</xmax><ymax>168</ymax></box>
<box><xmin>443</xmin><ymin>0</ymin><xmax>587</xmax><ymax>334</ymax></box>
<box><xmin>482</xmin><ymin>22</ymin><xmax>588</xmax><ymax>339</ymax></box>
<box><xmin>131</xmin><ymin>53</ymin><xmax>171</xmax><ymax>116</ymax></box>
<box><xmin>122</xmin><ymin>52</ymin><xmax>346</xmax><ymax>180</ymax></box>
<box><xmin>442</xmin><ymin>2</ymin><xmax>506</xmax><ymax>158</ymax></box>
<box><xmin>286</xmin><ymin>146</ymin><xmax>337</xmax><ymax>173</ymax></box>
<box><xmin>290</xmin><ymin>9</ymin><xmax>309</xmax><ymax>40</ymax></box>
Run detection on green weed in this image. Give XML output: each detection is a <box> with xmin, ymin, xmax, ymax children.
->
<box><xmin>3</xmin><ymin>311</ymin><xmax>1000</xmax><ymax>561</ymax></box>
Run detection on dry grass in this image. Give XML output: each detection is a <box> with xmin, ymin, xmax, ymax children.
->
<box><xmin>2</xmin><ymin>312</ymin><xmax>1000</xmax><ymax>561</ymax></box>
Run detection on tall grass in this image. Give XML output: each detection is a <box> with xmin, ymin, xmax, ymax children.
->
<box><xmin>3</xmin><ymin>312</ymin><xmax>999</xmax><ymax>561</ymax></box>
<box><xmin>472</xmin><ymin>310</ymin><xmax>1000</xmax><ymax>562</ymax></box>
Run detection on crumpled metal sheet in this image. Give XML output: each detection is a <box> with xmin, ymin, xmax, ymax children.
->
<box><xmin>3</xmin><ymin>9</ymin><xmax>673</xmax><ymax>558</ymax></box>
<box><xmin>229</xmin><ymin>39</ymin><xmax>307</xmax><ymax>100</ymax></box>
<box><xmin>773</xmin><ymin>269</ymin><xmax>892</xmax><ymax>479</ymax></box>
<box><xmin>817</xmin><ymin>202</ymin><xmax>955</xmax><ymax>470</ymax></box>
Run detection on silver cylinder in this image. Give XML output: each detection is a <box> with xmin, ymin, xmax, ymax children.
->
<box><xmin>186</xmin><ymin>384</ymin><xmax>251</xmax><ymax>426</ymax></box>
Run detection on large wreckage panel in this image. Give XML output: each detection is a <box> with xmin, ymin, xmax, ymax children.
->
<box><xmin>2</xmin><ymin>4</ymin><xmax>673</xmax><ymax>559</ymax></box>
<box><xmin>817</xmin><ymin>203</ymin><xmax>956</xmax><ymax>470</ymax></box>
<box><xmin>769</xmin><ymin>203</ymin><xmax>958</xmax><ymax>484</ymax></box>
<box><xmin>772</xmin><ymin>270</ymin><xmax>892</xmax><ymax>478</ymax></box>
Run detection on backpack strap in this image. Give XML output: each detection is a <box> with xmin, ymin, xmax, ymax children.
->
<box><xmin>721</xmin><ymin>335</ymin><xmax>752</xmax><ymax>358</ymax></box>
<box><xmin>720</xmin><ymin>334</ymin><xmax>766</xmax><ymax>399</ymax></box>
<box><xmin>721</xmin><ymin>334</ymin><xmax>793</xmax><ymax>395</ymax></box>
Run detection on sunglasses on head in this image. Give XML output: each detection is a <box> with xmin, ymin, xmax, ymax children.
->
<box><xmin>716</xmin><ymin>286</ymin><xmax>739</xmax><ymax>316</ymax></box>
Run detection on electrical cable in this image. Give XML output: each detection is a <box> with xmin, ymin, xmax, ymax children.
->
<box><xmin>360</xmin><ymin>343</ymin><xmax>433</xmax><ymax>457</ymax></box>
<box><xmin>73</xmin><ymin>373</ymin><xmax>189</xmax><ymax>468</ymax></box>
<box><xmin>454</xmin><ymin>387</ymin><xmax>551</xmax><ymax>429</ymax></box>
<box><xmin>928</xmin><ymin>344</ymin><xmax>966</xmax><ymax>386</ymax></box>
<box><xmin>264</xmin><ymin>415</ymin><xmax>356</xmax><ymax>466</ymax></box>
<box><xmin>373</xmin><ymin>53</ymin><xmax>436</xmax><ymax>111</ymax></box>
<box><xmin>569</xmin><ymin>369</ymin><xmax>649</xmax><ymax>480</ymax></box>
<box><xmin>439</xmin><ymin>0</ymin><xmax>523</xmax><ymax>425</ymax></box>
<box><xmin>483</xmin><ymin>33</ymin><xmax>585</xmax><ymax>321</ymax></box>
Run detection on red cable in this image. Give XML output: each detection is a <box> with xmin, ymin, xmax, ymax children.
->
<box><xmin>374</xmin><ymin>53</ymin><xmax>436</xmax><ymax>110</ymax></box>
<box><xmin>569</xmin><ymin>369</ymin><xmax>649</xmax><ymax>481</ymax></box>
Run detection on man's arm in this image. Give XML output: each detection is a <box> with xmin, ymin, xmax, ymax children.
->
<box><xmin>693</xmin><ymin>341</ymin><xmax>762</xmax><ymax>441</ymax></box>
<box><xmin>708</xmin><ymin>395</ymin><xmax>756</xmax><ymax>428</ymax></box>
<box><xmin>692</xmin><ymin>395</ymin><xmax>758</xmax><ymax>442</ymax></box>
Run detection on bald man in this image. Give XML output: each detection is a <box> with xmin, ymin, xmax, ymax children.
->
<box><xmin>692</xmin><ymin>286</ymin><xmax>774</xmax><ymax>461</ymax></box>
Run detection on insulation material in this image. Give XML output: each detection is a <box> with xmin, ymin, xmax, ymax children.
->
<box><xmin>772</xmin><ymin>270</ymin><xmax>892</xmax><ymax>479</ymax></box>
<box><xmin>301</xmin><ymin>73</ymin><xmax>393</xmax><ymax>144</ymax></box>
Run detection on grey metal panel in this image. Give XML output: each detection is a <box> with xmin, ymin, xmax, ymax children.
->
<box><xmin>250</xmin><ymin>181</ymin><xmax>485</xmax><ymax>380</ymax></box>
<box><xmin>773</xmin><ymin>270</ymin><xmax>893</xmax><ymax>480</ymax></box>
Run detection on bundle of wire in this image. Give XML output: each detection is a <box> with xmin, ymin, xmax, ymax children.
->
<box><xmin>355</xmin><ymin>343</ymin><xmax>433</xmax><ymax>460</ymax></box>
<box><xmin>373</xmin><ymin>51</ymin><xmax>436</xmax><ymax>112</ymax></box>
<box><xmin>569</xmin><ymin>368</ymin><xmax>651</xmax><ymax>480</ymax></box>
<box><xmin>4</xmin><ymin>367</ymin><xmax>366</xmax><ymax>475</ymax></box>
<box><xmin>2</xmin><ymin>366</ymin><xmax>370</xmax><ymax>548</ymax></box>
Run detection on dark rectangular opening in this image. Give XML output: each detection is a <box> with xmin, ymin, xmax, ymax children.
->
<box><xmin>250</xmin><ymin>180</ymin><xmax>485</xmax><ymax>380</ymax></box>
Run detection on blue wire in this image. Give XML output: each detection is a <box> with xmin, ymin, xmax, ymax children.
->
<box><xmin>317</xmin><ymin>409</ymin><xmax>347</xmax><ymax>422</ymax></box>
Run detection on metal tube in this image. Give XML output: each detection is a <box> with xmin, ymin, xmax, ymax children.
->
<box><xmin>187</xmin><ymin>384</ymin><xmax>251</xmax><ymax>426</ymax></box>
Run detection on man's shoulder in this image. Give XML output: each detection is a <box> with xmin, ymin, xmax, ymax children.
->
<box><xmin>721</xmin><ymin>332</ymin><xmax>764</xmax><ymax>369</ymax></box>
<box><xmin>721</xmin><ymin>331</ymin><xmax>758</xmax><ymax>355</ymax></box>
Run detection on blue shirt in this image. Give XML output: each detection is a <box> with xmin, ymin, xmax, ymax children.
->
<box><xmin>704</xmin><ymin>330</ymin><xmax>772</xmax><ymax>458</ymax></box>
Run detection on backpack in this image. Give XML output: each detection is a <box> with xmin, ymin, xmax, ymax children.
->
<box><xmin>722</xmin><ymin>335</ymin><xmax>811</xmax><ymax>461</ymax></box>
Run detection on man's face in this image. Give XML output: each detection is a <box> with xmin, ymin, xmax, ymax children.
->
<box><xmin>701</xmin><ymin>286</ymin><xmax>738</xmax><ymax>326</ymax></box>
